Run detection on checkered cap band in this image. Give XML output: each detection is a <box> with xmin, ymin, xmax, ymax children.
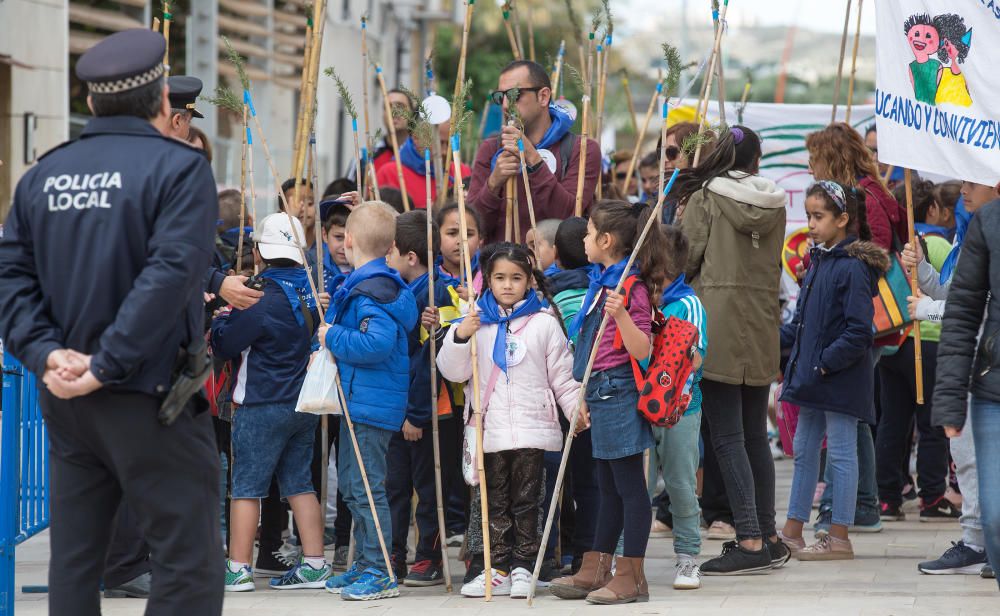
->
<box><xmin>88</xmin><ymin>64</ymin><xmax>164</xmax><ymax>95</ymax></box>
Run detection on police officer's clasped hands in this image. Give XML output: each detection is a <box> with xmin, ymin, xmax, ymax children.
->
<box><xmin>43</xmin><ymin>348</ymin><xmax>101</xmax><ymax>399</ymax></box>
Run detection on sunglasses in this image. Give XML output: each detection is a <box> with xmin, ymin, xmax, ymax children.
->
<box><xmin>665</xmin><ymin>146</ymin><xmax>681</xmax><ymax>161</ymax></box>
<box><xmin>489</xmin><ymin>87</ymin><xmax>543</xmax><ymax>106</ymax></box>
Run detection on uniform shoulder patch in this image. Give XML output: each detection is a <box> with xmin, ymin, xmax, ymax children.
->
<box><xmin>359</xmin><ymin>317</ymin><xmax>371</xmax><ymax>333</ymax></box>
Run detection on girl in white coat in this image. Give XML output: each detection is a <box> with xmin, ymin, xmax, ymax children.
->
<box><xmin>437</xmin><ymin>243</ymin><xmax>585</xmax><ymax>599</ymax></box>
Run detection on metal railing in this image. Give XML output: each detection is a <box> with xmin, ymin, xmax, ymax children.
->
<box><xmin>0</xmin><ymin>352</ymin><xmax>49</xmax><ymax>616</ymax></box>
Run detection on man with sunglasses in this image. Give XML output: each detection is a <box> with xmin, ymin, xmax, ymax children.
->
<box><xmin>467</xmin><ymin>60</ymin><xmax>601</xmax><ymax>242</ymax></box>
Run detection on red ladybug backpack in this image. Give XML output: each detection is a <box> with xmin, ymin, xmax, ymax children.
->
<box><xmin>613</xmin><ymin>276</ymin><xmax>700</xmax><ymax>428</ymax></box>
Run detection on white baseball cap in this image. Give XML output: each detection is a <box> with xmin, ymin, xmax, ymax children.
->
<box><xmin>254</xmin><ymin>213</ymin><xmax>306</xmax><ymax>264</ymax></box>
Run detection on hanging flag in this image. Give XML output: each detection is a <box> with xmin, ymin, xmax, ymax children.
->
<box><xmin>875</xmin><ymin>2</ymin><xmax>995</xmax><ymax>185</ymax></box>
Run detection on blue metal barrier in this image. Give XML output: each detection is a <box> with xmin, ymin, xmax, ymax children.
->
<box><xmin>1</xmin><ymin>352</ymin><xmax>49</xmax><ymax>616</ymax></box>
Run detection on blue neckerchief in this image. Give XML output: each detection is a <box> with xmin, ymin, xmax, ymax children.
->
<box><xmin>660</xmin><ymin>273</ymin><xmax>696</xmax><ymax>306</ymax></box>
<box><xmin>434</xmin><ymin>252</ymin><xmax>480</xmax><ymax>288</ymax></box>
<box><xmin>940</xmin><ymin>196</ymin><xmax>971</xmax><ymax>284</ymax></box>
<box><xmin>260</xmin><ymin>267</ymin><xmax>316</xmax><ymax>328</ymax></box>
<box><xmin>399</xmin><ymin>137</ymin><xmax>431</xmax><ymax>177</ymax></box>
<box><xmin>543</xmin><ymin>263</ymin><xmax>562</xmax><ymax>277</ymax></box>
<box><xmin>566</xmin><ymin>257</ymin><xmax>638</xmax><ymax>340</ymax></box>
<box><xmin>328</xmin><ymin>259</ymin><xmax>408</xmax><ymax>324</ymax></box>
<box><xmin>220</xmin><ymin>226</ymin><xmax>254</xmax><ymax>246</ymax></box>
<box><xmin>490</xmin><ymin>104</ymin><xmax>574</xmax><ymax>170</ymax></box>
<box><xmin>914</xmin><ymin>222</ymin><xmax>951</xmax><ymax>238</ymax></box>
<box><xmin>475</xmin><ymin>290</ymin><xmax>547</xmax><ymax>374</ymax></box>
<box><xmin>408</xmin><ymin>271</ymin><xmax>430</xmax><ymax>300</ymax></box>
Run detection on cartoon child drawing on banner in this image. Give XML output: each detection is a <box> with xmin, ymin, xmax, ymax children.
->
<box><xmin>933</xmin><ymin>13</ymin><xmax>972</xmax><ymax>107</ymax></box>
<box><xmin>903</xmin><ymin>12</ymin><xmax>973</xmax><ymax>107</ymax></box>
<box><xmin>904</xmin><ymin>13</ymin><xmax>942</xmax><ymax>105</ymax></box>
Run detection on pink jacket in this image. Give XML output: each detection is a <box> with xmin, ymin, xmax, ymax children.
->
<box><xmin>436</xmin><ymin>305</ymin><xmax>581</xmax><ymax>453</ymax></box>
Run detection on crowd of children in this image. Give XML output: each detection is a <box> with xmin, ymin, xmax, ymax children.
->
<box><xmin>196</xmin><ymin>84</ymin><xmax>1000</xmax><ymax>605</ymax></box>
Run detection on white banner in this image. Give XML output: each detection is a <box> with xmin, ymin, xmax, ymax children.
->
<box><xmin>874</xmin><ymin>1</ymin><xmax>999</xmax><ymax>186</ymax></box>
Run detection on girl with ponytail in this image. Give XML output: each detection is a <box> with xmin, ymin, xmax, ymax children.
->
<box><xmin>679</xmin><ymin>125</ymin><xmax>791</xmax><ymax>575</ymax></box>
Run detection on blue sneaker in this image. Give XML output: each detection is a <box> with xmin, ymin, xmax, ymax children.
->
<box><xmin>340</xmin><ymin>568</ymin><xmax>400</xmax><ymax>601</ymax></box>
<box><xmin>269</xmin><ymin>561</ymin><xmax>333</xmax><ymax>589</ymax></box>
<box><xmin>325</xmin><ymin>562</ymin><xmax>364</xmax><ymax>594</ymax></box>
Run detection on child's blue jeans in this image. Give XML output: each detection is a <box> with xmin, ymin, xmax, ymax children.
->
<box><xmin>338</xmin><ymin>420</ymin><xmax>393</xmax><ymax>573</ymax></box>
<box><xmin>787</xmin><ymin>408</ymin><xmax>859</xmax><ymax>528</ymax></box>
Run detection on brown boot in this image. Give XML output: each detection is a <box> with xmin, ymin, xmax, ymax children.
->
<box><xmin>549</xmin><ymin>551</ymin><xmax>613</xmax><ymax>600</ymax></box>
<box><xmin>585</xmin><ymin>557</ymin><xmax>649</xmax><ymax>605</ymax></box>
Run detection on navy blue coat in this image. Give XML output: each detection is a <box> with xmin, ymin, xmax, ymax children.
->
<box><xmin>0</xmin><ymin>116</ymin><xmax>216</xmax><ymax>395</ymax></box>
<box><xmin>210</xmin><ymin>274</ymin><xmax>319</xmax><ymax>405</ymax></box>
<box><xmin>404</xmin><ymin>272</ymin><xmax>454</xmax><ymax>428</ymax></box>
<box><xmin>780</xmin><ymin>238</ymin><xmax>889</xmax><ymax>422</ymax></box>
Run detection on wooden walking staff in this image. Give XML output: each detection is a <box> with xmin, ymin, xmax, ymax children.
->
<box><xmin>693</xmin><ymin>0</ymin><xmax>731</xmax><ymax>167</ymax></box>
<box><xmin>292</xmin><ymin>2</ymin><xmax>327</xmax><ymax>219</ymax></box>
<box><xmin>423</xmin><ymin>146</ymin><xmax>453</xmax><ymax>593</ymax></box>
<box><xmin>291</xmin><ymin>16</ymin><xmax>314</xmax><ymax>209</ymax></box>
<box><xmin>574</xmin><ymin>53</ymin><xmax>594</xmax><ymax>217</ymax></box>
<box><xmin>844</xmin><ymin>0</ymin><xmax>864</xmax><ymax>124</ymax></box>
<box><xmin>517</xmin><ymin>139</ymin><xmax>539</xmax><ymax>241</ymax></box>
<box><xmin>161</xmin><ymin>2</ymin><xmax>171</xmax><ymax>77</ymax></box>
<box><xmin>594</xmin><ymin>39</ymin><xmax>605</xmax><ymax>201</ymax></box>
<box><xmin>237</xmin><ymin>104</ymin><xmax>249</xmax><ymax>272</ymax></box>
<box><xmin>619</xmin><ymin>81</ymin><xmax>662</xmax><ymax>194</ymax></box>
<box><xmin>551</xmin><ymin>40</ymin><xmax>566</xmax><ymax>99</ymax></box>
<box><xmin>904</xmin><ymin>169</ymin><xmax>925</xmax><ymax>404</ymax></box>
<box><xmin>375</xmin><ymin>64</ymin><xmax>411</xmax><ymax>211</ymax></box>
<box><xmin>502</xmin><ymin>3</ymin><xmax>522</xmax><ymax>60</ymax></box>
<box><xmin>712</xmin><ymin>2</ymin><xmax>728</xmax><ymax>126</ymax></box>
<box><xmin>621</xmin><ymin>70</ymin><xmax>638</xmax><ymax>134</ymax></box>
<box><xmin>831</xmin><ymin>0</ymin><xmax>853</xmax><ymax>123</ymax></box>
<box><xmin>450</xmin><ymin>133</ymin><xmax>494</xmax><ymax>600</ymax></box>
<box><xmin>526</xmin><ymin>168</ymin><xmax>682</xmax><ymax>606</ymax></box>
<box><xmin>327</xmin><ymin>68</ymin><xmax>365</xmax><ymax>199</ymax></box>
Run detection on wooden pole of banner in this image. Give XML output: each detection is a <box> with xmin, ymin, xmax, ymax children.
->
<box><xmin>451</xmin><ymin>136</ymin><xmax>494</xmax><ymax>601</ymax></box>
<box><xmin>882</xmin><ymin>165</ymin><xmax>895</xmax><ymax>186</ymax></box>
<box><xmin>425</xmin><ymin>149</ymin><xmax>453</xmax><ymax>593</ymax></box>
<box><xmin>376</xmin><ymin>65</ymin><xmax>411</xmax><ymax>211</ymax></box>
<box><xmin>831</xmin><ymin>0</ymin><xmax>852</xmax><ymax>123</ymax></box>
<box><xmin>527</xmin><ymin>168</ymin><xmax>682</xmax><ymax>606</ymax></box>
<box><xmin>620</xmin><ymin>82</ymin><xmax>660</xmax><ymax>195</ymax></box>
<box><xmin>904</xmin><ymin>169</ymin><xmax>925</xmax><ymax>404</ymax></box>
<box><xmin>845</xmin><ymin>0</ymin><xmax>864</xmax><ymax>125</ymax></box>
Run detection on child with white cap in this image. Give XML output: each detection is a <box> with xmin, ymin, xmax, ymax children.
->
<box><xmin>210</xmin><ymin>212</ymin><xmax>330</xmax><ymax>592</ymax></box>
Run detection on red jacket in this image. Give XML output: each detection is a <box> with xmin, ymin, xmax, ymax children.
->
<box><xmin>466</xmin><ymin>134</ymin><xmax>601</xmax><ymax>243</ymax></box>
<box><xmin>376</xmin><ymin>159</ymin><xmax>472</xmax><ymax>210</ymax></box>
<box><xmin>372</xmin><ymin>147</ymin><xmax>394</xmax><ymax>174</ymax></box>
<box><xmin>859</xmin><ymin>175</ymin><xmax>907</xmax><ymax>251</ymax></box>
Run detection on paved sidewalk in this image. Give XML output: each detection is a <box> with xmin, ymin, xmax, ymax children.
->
<box><xmin>11</xmin><ymin>457</ymin><xmax>1000</xmax><ymax>615</ymax></box>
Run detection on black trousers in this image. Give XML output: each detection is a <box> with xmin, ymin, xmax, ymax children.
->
<box><xmin>877</xmin><ymin>338</ymin><xmax>948</xmax><ymax>505</ymax></box>
<box><xmin>102</xmin><ymin>502</ymin><xmax>151</xmax><ymax>588</ymax></box>
<box><xmin>592</xmin><ymin>454</ymin><xmax>651</xmax><ymax>557</ymax></box>
<box><xmin>41</xmin><ymin>389</ymin><xmax>223</xmax><ymax>616</ymax></box>
<box><xmin>699</xmin><ymin>411</ymin><xmax>734</xmax><ymax>526</ymax></box>
<box><xmin>484</xmin><ymin>448</ymin><xmax>545</xmax><ymax>571</ymax></box>
<box><xmin>387</xmin><ymin>429</ymin><xmax>445</xmax><ymax>563</ymax></box>
<box><xmin>700</xmin><ymin>380</ymin><xmax>776</xmax><ymax>540</ymax></box>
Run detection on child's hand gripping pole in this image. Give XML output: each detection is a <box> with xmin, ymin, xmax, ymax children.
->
<box><xmin>452</xmin><ymin>133</ymin><xmax>494</xmax><ymax>601</ymax></box>
<box><xmin>527</xmin><ymin>168</ymin><xmax>682</xmax><ymax>606</ymax></box>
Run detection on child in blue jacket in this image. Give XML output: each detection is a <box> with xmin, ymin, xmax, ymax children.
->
<box><xmin>319</xmin><ymin>201</ymin><xmax>418</xmax><ymax>601</ymax></box>
<box><xmin>211</xmin><ymin>213</ymin><xmax>329</xmax><ymax>592</ymax></box>
<box><xmin>778</xmin><ymin>182</ymin><xmax>889</xmax><ymax>562</ymax></box>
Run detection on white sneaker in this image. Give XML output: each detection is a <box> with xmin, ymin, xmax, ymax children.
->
<box><xmin>460</xmin><ymin>568</ymin><xmax>511</xmax><ymax>597</ymax></box>
<box><xmin>508</xmin><ymin>567</ymin><xmax>532</xmax><ymax>598</ymax></box>
<box><xmin>674</xmin><ymin>558</ymin><xmax>701</xmax><ymax>590</ymax></box>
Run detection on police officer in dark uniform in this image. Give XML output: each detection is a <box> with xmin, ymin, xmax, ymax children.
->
<box><xmin>0</xmin><ymin>29</ymin><xmax>223</xmax><ymax>615</ymax></box>
<box><xmin>166</xmin><ymin>75</ymin><xmax>204</xmax><ymax>141</ymax></box>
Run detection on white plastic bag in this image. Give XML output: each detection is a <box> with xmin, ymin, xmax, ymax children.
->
<box><xmin>295</xmin><ymin>350</ymin><xmax>342</xmax><ymax>415</ymax></box>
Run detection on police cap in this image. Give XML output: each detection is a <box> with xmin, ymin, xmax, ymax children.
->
<box><xmin>76</xmin><ymin>29</ymin><xmax>166</xmax><ymax>95</ymax></box>
<box><xmin>168</xmin><ymin>75</ymin><xmax>204</xmax><ymax>119</ymax></box>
